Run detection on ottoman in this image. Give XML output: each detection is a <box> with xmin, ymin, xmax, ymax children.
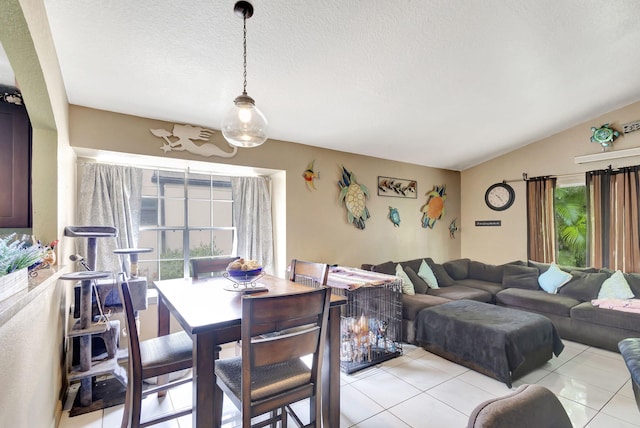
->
<box><xmin>416</xmin><ymin>300</ymin><xmax>564</xmax><ymax>387</ymax></box>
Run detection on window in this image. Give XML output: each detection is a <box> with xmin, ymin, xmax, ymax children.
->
<box><xmin>137</xmin><ymin>169</ymin><xmax>235</xmax><ymax>281</ymax></box>
<box><xmin>554</xmin><ymin>178</ymin><xmax>586</xmax><ymax>267</ymax></box>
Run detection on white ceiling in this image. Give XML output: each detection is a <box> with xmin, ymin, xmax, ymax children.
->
<box><xmin>38</xmin><ymin>0</ymin><xmax>640</xmax><ymax>170</ymax></box>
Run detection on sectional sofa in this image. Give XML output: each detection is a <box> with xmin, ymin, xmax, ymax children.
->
<box><xmin>361</xmin><ymin>258</ymin><xmax>640</xmax><ymax>352</ymax></box>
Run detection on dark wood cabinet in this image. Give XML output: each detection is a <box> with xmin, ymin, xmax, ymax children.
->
<box><xmin>0</xmin><ymin>101</ymin><xmax>32</xmax><ymax>228</ymax></box>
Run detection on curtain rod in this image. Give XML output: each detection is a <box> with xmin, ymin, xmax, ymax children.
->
<box><xmin>519</xmin><ymin>163</ymin><xmax>638</xmax><ymax>182</ymax></box>
<box><xmin>509</xmin><ymin>172</ymin><xmax>584</xmax><ymax>183</ymax></box>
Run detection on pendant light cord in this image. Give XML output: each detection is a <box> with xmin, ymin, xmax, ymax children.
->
<box><xmin>242</xmin><ymin>14</ymin><xmax>248</xmax><ymax>96</ymax></box>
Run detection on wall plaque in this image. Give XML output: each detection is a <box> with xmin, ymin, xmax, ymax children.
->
<box><xmin>475</xmin><ymin>220</ymin><xmax>501</xmax><ymax>227</ymax></box>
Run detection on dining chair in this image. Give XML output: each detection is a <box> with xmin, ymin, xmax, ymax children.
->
<box><xmin>190</xmin><ymin>256</ymin><xmax>240</xmax><ymax>279</ymax></box>
<box><xmin>213</xmin><ymin>286</ymin><xmax>332</xmax><ymax>428</ymax></box>
<box><xmin>191</xmin><ymin>256</ymin><xmax>241</xmax><ymax>357</ymax></box>
<box><xmin>289</xmin><ymin>259</ymin><xmax>329</xmax><ymax>288</ymax></box>
<box><xmin>119</xmin><ymin>281</ymin><xmax>194</xmax><ymax>428</ymax></box>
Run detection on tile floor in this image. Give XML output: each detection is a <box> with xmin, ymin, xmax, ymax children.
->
<box><xmin>58</xmin><ymin>340</ymin><xmax>640</xmax><ymax>428</ymax></box>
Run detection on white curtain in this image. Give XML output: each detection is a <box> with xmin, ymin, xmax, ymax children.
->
<box><xmin>231</xmin><ymin>176</ymin><xmax>274</xmax><ymax>275</ymax></box>
<box><xmin>77</xmin><ymin>162</ymin><xmax>143</xmax><ymax>272</ymax></box>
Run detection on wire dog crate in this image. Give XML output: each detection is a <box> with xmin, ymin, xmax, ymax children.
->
<box><xmin>327</xmin><ymin>267</ymin><xmax>403</xmax><ymax>374</ymax></box>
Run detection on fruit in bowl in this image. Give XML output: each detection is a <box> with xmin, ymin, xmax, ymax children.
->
<box><xmin>226</xmin><ymin>258</ymin><xmax>263</xmax><ymax>280</ymax></box>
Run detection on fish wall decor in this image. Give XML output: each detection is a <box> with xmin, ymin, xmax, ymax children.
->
<box><xmin>302</xmin><ymin>160</ymin><xmax>320</xmax><ymax>190</ymax></box>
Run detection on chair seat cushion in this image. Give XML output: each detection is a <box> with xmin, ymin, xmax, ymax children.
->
<box><xmin>216</xmin><ymin>356</ymin><xmax>311</xmax><ymax>401</ymax></box>
<box><xmin>140</xmin><ymin>331</ymin><xmax>193</xmax><ymax>373</ymax></box>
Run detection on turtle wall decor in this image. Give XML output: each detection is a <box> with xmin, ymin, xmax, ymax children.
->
<box><xmin>421</xmin><ymin>185</ymin><xmax>446</xmax><ymax>229</ymax></box>
<box><xmin>338</xmin><ymin>166</ymin><xmax>370</xmax><ymax>230</ymax></box>
<box><xmin>388</xmin><ymin>206</ymin><xmax>400</xmax><ymax>227</ymax></box>
<box><xmin>590</xmin><ymin>123</ymin><xmax>620</xmax><ymax>151</ymax></box>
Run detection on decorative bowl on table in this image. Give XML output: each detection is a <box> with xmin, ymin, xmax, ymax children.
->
<box><xmin>226</xmin><ymin>267</ymin><xmax>263</xmax><ymax>282</ymax></box>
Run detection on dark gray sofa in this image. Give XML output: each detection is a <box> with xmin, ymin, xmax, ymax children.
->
<box><xmin>362</xmin><ymin>258</ymin><xmax>640</xmax><ymax>352</ymax></box>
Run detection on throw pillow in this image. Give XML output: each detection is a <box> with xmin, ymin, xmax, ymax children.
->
<box><xmin>443</xmin><ymin>258</ymin><xmax>470</xmax><ymax>280</ymax></box>
<box><xmin>404</xmin><ymin>266</ymin><xmax>428</xmax><ymax>294</ymax></box>
<box><xmin>418</xmin><ymin>259</ymin><xmax>439</xmax><ymax>289</ymax></box>
<box><xmin>425</xmin><ymin>259</ymin><xmax>455</xmax><ymax>287</ymax></box>
<box><xmin>372</xmin><ymin>260</ymin><xmax>397</xmax><ymax>275</ymax></box>
<box><xmin>598</xmin><ymin>270</ymin><xmax>635</xmax><ymax>300</ymax></box>
<box><xmin>624</xmin><ymin>272</ymin><xmax>640</xmax><ymax>297</ymax></box>
<box><xmin>468</xmin><ymin>260</ymin><xmax>504</xmax><ymax>283</ymax></box>
<box><xmin>538</xmin><ymin>263</ymin><xmax>572</xmax><ymax>294</ymax></box>
<box><xmin>528</xmin><ymin>260</ymin><xmax>552</xmax><ymax>274</ymax></box>
<box><xmin>502</xmin><ymin>264</ymin><xmax>539</xmax><ymax>290</ymax></box>
<box><xmin>559</xmin><ymin>271</ymin><xmax>609</xmax><ymax>302</ymax></box>
<box><xmin>396</xmin><ymin>263</ymin><xmax>415</xmax><ymax>295</ymax></box>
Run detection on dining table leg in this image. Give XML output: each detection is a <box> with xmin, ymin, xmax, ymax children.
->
<box><xmin>192</xmin><ymin>331</ymin><xmax>220</xmax><ymax>428</ymax></box>
<box><xmin>156</xmin><ymin>297</ymin><xmax>170</xmax><ymax>396</ymax></box>
<box><xmin>323</xmin><ymin>305</ymin><xmax>341</xmax><ymax>427</ymax></box>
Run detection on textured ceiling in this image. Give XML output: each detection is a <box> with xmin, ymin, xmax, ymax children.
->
<box><xmin>41</xmin><ymin>0</ymin><xmax>640</xmax><ymax>170</ymax></box>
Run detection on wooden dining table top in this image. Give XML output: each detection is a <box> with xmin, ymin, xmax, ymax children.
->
<box><xmin>153</xmin><ymin>274</ymin><xmax>347</xmax><ymax>335</ymax></box>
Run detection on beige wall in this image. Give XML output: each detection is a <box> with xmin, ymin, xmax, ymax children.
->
<box><xmin>70</xmin><ymin>105</ymin><xmax>462</xmax><ymax>271</ymax></box>
<box><xmin>0</xmin><ymin>1</ymin><xmax>75</xmax><ymax>427</ymax></box>
<box><xmin>461</xmin><ymin>100</ymin><xmax>640</xmax><ymax>264</ymax></box>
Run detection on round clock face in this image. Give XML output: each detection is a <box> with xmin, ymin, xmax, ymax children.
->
<box><xmin>485</xmin><ymin>183</ymin><xmax>515</xmax><ymax>211</ymax></box>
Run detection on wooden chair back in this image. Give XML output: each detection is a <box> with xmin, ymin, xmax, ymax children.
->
<box><xmin>190</xmin><ymin>256</ymin><xmax>239</xmax><ymax>279</ymax></box>
<box><xmin>242</xmin><ymin>287</ymin><xmax>331</xmax><ymax>426</ymax></box>
<box><xmin>119</xmin><ymin>281</ymin><xmax>193</xmax><ymax>428</ymax></box>
<box><xmin>289</xmin><ymin>259</ymin><xmax>329</xmax><ymax>288</ymax></box>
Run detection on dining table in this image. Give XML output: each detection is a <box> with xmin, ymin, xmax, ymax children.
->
<box><xmin>154</xmin><ymin>273</ymin><xmax>347</xmax><ymax>428</ymax></box>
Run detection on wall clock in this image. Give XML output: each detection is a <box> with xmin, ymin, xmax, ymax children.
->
<box><xmin>485</xmin><ymin>182</ymin><xmax>515</xmax><ymax>211</ymax></box>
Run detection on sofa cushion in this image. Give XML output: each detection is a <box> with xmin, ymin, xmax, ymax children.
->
<box><xmin>418</xmin><ymin>259</ymin><xmax>439</xmax><ymax>289</ymax></box>
<box><xmin>396</xmin><ymin>263</ymin><xmax>415</xmax><ymax>295</ymax></box>
<box><xmin>571</xmin><ymin>301</ymin><xmax>640</xmax><ymax>331</ymax></box>
<box><xmin>425</xmin><ymin>259</ymin><xmax>455</xmax><ymax>286</ymax></box>
<box><xmin>428</xmin><ymin>285</ymin><xmax>492</xmax><ymax>303</ymax></box>
<box><xmin>502</xmin><ymin>264</ymin><xmax>539</xmax><ymax>290</ymax></box>
<box><xmin>402</xmin><ymin>293</ymin><xmax>450</xmax><ymax>321</ymax></box>
<box><xmin>598</xmin><ymin>270</ymin><xmax>635</xmax><ymax>300</ymax></box>
<box><xmin>496</xmin><ymin>288</ymin><xmax>580</xmax><ymax>317</ymax></box>
<box><xmin>399</xmin><ymin>258</ymin><xmax>424</xmax><ymax>274</ymax></box>
<box><xmin>371</xmin><ymin>260</ymin><xmax>396</xmax><ymax>275</ymax></box>
<box><xmin>625</xmin><ymin>272</ymin><xmax>640</xmax><ymax>298</ymax></box>
<box><xmin>468</xmin><ymin>260</ymin><xmax>504</xmax><ymax>283</ymax></box>
<box><xmin>528</xmin><ymin>260</ymin><xmax>551</xmax><ymax>274</ymax></box>
<box><xmin>559</xmin><ymin>271</ymin><xmax>608</xmax><ymax>302</ymax></box>
<box><xmin>443</xmin><ymin>258</ymin><xmax>470</xmax><ymax>280</ymax></box>
<box><xmin>538</xmin><ymin>264</ymin><xmax>572</xmax><ymax>294</ymax></box>
<box><xmin>455</xmin><ymin>278</ymin><xmax>503</xmax><ymax>297</ymax></box>
<box><xmin>404</xmin><ymin>266</ymin><xmax>429</xmax><ymax>294</ymax></box>
<box><xmin>601</xmin><ymin>269</ymin><xmax>640</xmax><ymax>298</ymax></box>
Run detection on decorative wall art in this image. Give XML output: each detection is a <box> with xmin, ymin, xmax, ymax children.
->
<box><xmin>623</xmin><ymin>120</ymin><xmax>640</xmax><ymax>134</ymax></box>
<box><xmin>590</xmin><ymin>123</ymin><xmax>620</xmax><ymax>151</ymax></box>
<box><xmin>302</xmin><ymin>160</ymin><xmax>320</xmax><ymax>191</ymax></box>
<box><xmin>449</xmin><ymin>218</ymin><xmax>458</xmax><ymax>239</ymax></box>
<box><xmin>377</xmin><ymin>176</ymin><xmax>417</xmax><ymax>198</ymax></box>
<box><xmin>149</xmin><ymin>124</ymin><xmax>238</xmax><ymax>158</ymax></box>
<box><xmin>338</xmin><ymin>166</ymin><xmax>370</xmax><ymax>230</ymax></box>
<box><xmin>388</xmin><ymin>206</ymin><xmax>400</xmax><ymax>227</ymax></box>
<box><xmin>0</xmin><ymin>84</ymin><xmax>23</xmax><ymax>105</ymax></box>
<box><xmin>421</xmin><ymin>185</ymin><xmax>446</xmax><ymax>229</ymax></box>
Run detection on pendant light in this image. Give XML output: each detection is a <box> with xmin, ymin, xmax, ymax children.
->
<box><xmin>221</xmin><ymin>1</ymin><xmax>268</xmax><ymax>148</ymax></box>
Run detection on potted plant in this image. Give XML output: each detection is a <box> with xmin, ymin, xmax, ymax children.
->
<box><xmin>0</xmin><ymin>234</ymin><xmax>44</xmax><ymax>301</ymax></box>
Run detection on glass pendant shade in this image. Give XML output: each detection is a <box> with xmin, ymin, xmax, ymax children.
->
<box><xmin>222</xmin><ymin>93</ymin><xmax>268</xmax><ymax>148</ymax></box>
